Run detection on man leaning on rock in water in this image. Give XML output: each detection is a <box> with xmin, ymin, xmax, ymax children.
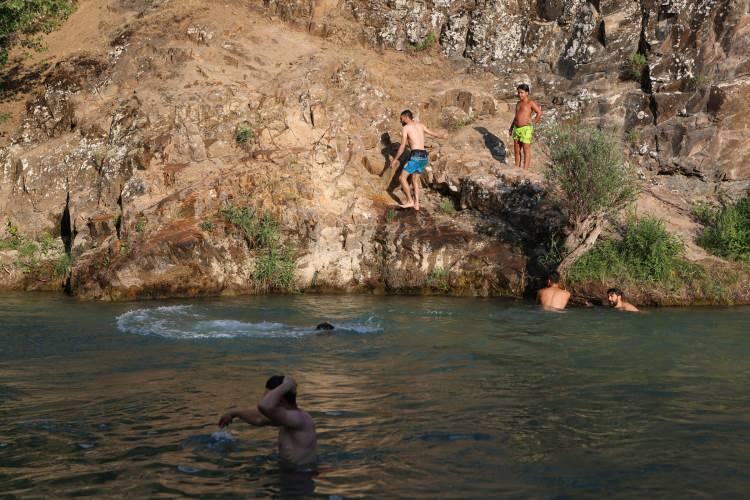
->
<box><xmin>537</xmin><ymin>271</ymin><xmax>571</xmax><ymax>310</ymax></box>
<box><xmin>390</xmin><ymin>110</ymin><xmax>448</xmax><ymax>210</ymax></box>
<box><xmin>607</xmin><ymin>288</ymin><xmax>639</xmax><ymax>312</ymax></box>
<box><xmin>218</xmin><ymin>375</ymin><xmax>318</xmax><ymax>469</ymax></box>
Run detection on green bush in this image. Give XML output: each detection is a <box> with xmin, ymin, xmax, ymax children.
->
<box><xmin>0</xmin><ymin>0</ymin><xmax>77</xmax><ymax>67</ymax></box>
<box><xmin>200</xmin><ymin>220</ymin><xmax>214</xmax><ymax>231</ymax></box>
<box><xmin>624</xmin><ymin>52</ymin><xmax>647</xmax><ymax>81</ymax></box>
<box><xmin>568</xmin><ymin>215</ymin><xmax>693</xmax><ymax>285</ymax></box>
<box><xmin>385</xmin><ymin>209</ymin><xmax>396</xmax><ymax>223</ymax></box>
<box><xmin>439</xmin><ymin>198</ymin><xmax>456</xmax><ymax>216</ymax></box>
<box><xmin>135</xmin><ymin>218</ymin><xmax>147</xmax><ymax>233</ymax></box>
<box><xmin>235</xmin><ymin>126</ymin><xmax>254</xmax><ymax>145</ymax></box>
<box><xmin>54</xmin><ymin>252</ymin><xmax>71</xmax><ymax>277</ymax></box>
<box><xmin>544</xmin><ymin>125</ymin><xmax>638</xmax><ymax>226</ymax></box>
<box><xmin>222</xmin><ymin>203</ymin><xmax>297</xmax><ymax>292</ymax></box>
<box><xmin>0</xmin><ymin>111</ymin><xmax>11</xmax><ymax>124</ymax></box>
<box><xmin>427</xmin><ymin>267</ymin><xmax>450</xmax><ymax>292</ymax></box>
<box><xmin>695</xmin><ymin>195</ymin><xmax>750</xmax><ymax>262</ymax></box>
<box><xmin>253</xmin><ymin>247</ymin><xmax>296</xmax><ymax>292</ymax></box>
<box><xmin>451</xmin><ymin>112</ymin><xmax>475</xmax><ymax>130</ymax></box>
<box><xmin>412</xmin><ymin>31</ymin><xmax>437</xmax><ymax>51</ymax></box>
<box><xmin>222</xmin><ymin>204</ymin><xmax>279</xmax><ymax>249</ymax></box>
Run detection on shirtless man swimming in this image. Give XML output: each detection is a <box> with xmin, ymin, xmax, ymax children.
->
<box><xmin>537</xmin><ymin>271</ymin><xmax>571</xmax><ymax>310</ymax></box>
<box><xmin>508</xmin><ymin>84</ymin><xmax>543</xmax><ymax>170</ymax></box>
<box><xmin>218</xmin><ymin>375</ymin><xmax>317</xmax><ymax>468</ymax></box>
<box><xmin>607</xmin><ymin>288</ymin><xmax>640</xmax><ymax>312</ymax></box>
<box><xmin>390</xmin><ymin>110</ymin><xmax>447</xmax><ymax>210</ymax></box>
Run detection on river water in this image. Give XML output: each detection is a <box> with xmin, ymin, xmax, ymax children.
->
<box><xmin>1</xmin><ymin>293</ymin><xmax>749</xmax><ymax>498</ymax></box>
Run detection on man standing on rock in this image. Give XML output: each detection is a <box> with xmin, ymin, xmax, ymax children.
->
<box><xmin>508</xmin><ymin>84</ymin><xmax>542</xmax><ymax>170</ymax></box>
<box><xmin>390</xmin><ymin>110</ymin><xmax>448</xmax><ymax>210</ymax></box>
<box><xmin>537</xmin><ymin>271</ymin><xmax>571</xmax><ymax>310</ymax></box>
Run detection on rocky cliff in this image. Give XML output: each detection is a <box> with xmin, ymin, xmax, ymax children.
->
<box><xmin>1</xmin><ymin>0</ymin><xmax>748</xmax><ymax>302</ymax></box>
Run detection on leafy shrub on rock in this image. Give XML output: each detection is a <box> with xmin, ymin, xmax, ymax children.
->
<box><xmin>542</xmin><ymin>125</ymin><xmax>639</xmax><ymax>273</ymax></box>
<box><xmin>695</xmin><ymin>195</ymin><xmax>750</xmax><ymax>262</ymax></box>
<box><xmin>568</xmin><ymin>215</ymin><xmax>694</xmax><ymax>286</ymax></box>
<box><xmin>0</xmin><ymin>0</ymin><xmax>77</xmax><ymax>67</ymax></box>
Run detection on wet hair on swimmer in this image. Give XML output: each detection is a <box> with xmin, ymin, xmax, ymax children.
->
<box><xmin>547</xmin><ymin>270</ymin><xmax>560</xmax><ymax>283</ymax></box>
<box><xmin>517</xmin><ymin>83</ymin><xmax>530</xmax><ymax>93</ymax></box>
<box><xmin>265</xmin><ymin>375</ymin><xmax>297</xmax><ymax>406</ymax></box>
<box><xmin>400</xmin><ymin>109</ymin><xmax>414</xmax><ymax>120</ymax></box>
<box><xmin>607</xmin><ymin>288</ymin><xmax>624</xmax><ymax>297</ymax></box>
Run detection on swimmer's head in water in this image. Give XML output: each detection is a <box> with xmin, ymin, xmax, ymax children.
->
<box><xmin>607</xmin><ymin>288</ymin><xmax>624</xmax><ymax>306</ymax></box>
<box><xmin>400</xmin><ymin>109</ymin><xmax>414</xmax><ymax>126</ymax></box>
<box><xmin>315</xmin><ymin>322</ymin><xmax>335</xmax><ymax>331</ymax></box>
<box><xmin>266</xmin><ymin>375</ymin><xmax>297</xmax><ymax>406</ymax></box>
<box><xmin>547</xmin><ymin>271</ymin><xmax>561</xmax><ymax>285</ymax></box>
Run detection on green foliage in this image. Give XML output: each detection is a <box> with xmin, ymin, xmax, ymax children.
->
<box><xmin>235</xmin><ymin>125</ymin><xmax>254</xmax><ymax>145</ymax></box>
<box><xmin>385</xmin><ymin>209</ymin><xmax>396</xmax><ymax>223</ymax></box>
<box><xmin>0</xmin><ymin>0</ymin><xmax>77</xmax><ymax>67</ymax></box>
<box><xmin>624</xmin><ymin>52</ymin><xmax>647</xmax><ymax>81</ymax></box>
<box><xmin>439</xmin><ymin>198</ymin><xmax>456</xmax><ymax>216</ymax></box>
<box><xmin>54</xmin><ymin>252</ymin><xmax>71</xmax><ymax>277</ymax></box>
<box><xmin>135</xmin><ymin>218</ymin><xmax>147</xmax><ymax>233</ymax></box>
<box><xmin>253</xmin><ymin>246</ymin><xmax>296</xmax><ymax>292</ymax></box>
<box><xmin>427</xmin><ymin>267</ymin><xmax>450</xmax><ymax>292</ymax></box>
<box><xmin>0</xmin><ymin>221</ymin><xmax>22</xmax><ymax>250</ymax></box>
<box><xmin>695</xmin><ymin>195</ymin><xmax>750</xmax><ymax>262</ymax></box>
<box><xmin>39</xmin><ymin>233</ymin><xmax>57</xmax><ymax>254</ymax></box>
<box><xmin>222</xmin><ymin>204</ymin><xmax>279</xmax><ymax>249</ymax></box>
<box><xmin>0</xmin><ymin>111</ymin><xmax>11</xmax><ymax>124</ymax></box>
<box><xmin>686</xmin><ymin>72</ymin><xmax>710</xmax><ymax>91</ymax></box>
<box><xmin>568</xmin><ymin>215</ymin><xmax>694</xmax><ymax>285</ymax></box>
<box><xmin>222</xmin><ymin>203</ymin><xmax>297</xmax><ymax>292</ymax></box>
<box><xmin>544</xmin><ymin>125</ymin><xmax>638</xmax><ymax>225</ymax></box>
<box><xmin>200</xmin><ymin>220</ymin><xmax>214</xmax><ymax>231</ymax></box>
<box><xmin>412</xmin><ymin>31</ymin><xmax>437</xmax><ymax>51</ymax></box>
<box><xmin>626</xmin><ymin>128</ymin><xmax>641</xmax><ymax>148</ymax></box>
<box><xmin>451</xmin><ymin>112</ymin><xmax>475</xmax><ymax>130</ymax></box>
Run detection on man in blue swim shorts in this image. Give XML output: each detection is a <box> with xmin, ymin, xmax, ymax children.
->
<box><xmin>390</xmin><ymin>110</ymin><xmax>448</xmax><ymax>210</ymax></box>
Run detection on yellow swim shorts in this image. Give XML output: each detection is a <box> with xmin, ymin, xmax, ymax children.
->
<box><xmin>512</xmin><ymin>125</ymin><xmax>533</xmax><ymax>144</ymax></box>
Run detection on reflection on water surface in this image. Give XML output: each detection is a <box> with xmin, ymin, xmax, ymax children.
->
<box><xmin>1</xmin><ymin>293</ymin><xmax>750</xmax><ymax>497</ymax></box>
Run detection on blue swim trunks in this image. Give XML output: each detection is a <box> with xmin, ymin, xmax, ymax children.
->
<box><xmin>404</xmin><ymin>149</ymin><xmax>428</xmax><ymax>174</ymax></box>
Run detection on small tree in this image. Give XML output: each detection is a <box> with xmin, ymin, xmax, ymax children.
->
<box><xmin>543</xmin><ymin>125</ymin><xmax>639</xmax><ymax>274</ymax></box>
<box><xmin>0</xmin><ymin>0</ymin><xmax>77</xmax><ymax>67</ymax></box>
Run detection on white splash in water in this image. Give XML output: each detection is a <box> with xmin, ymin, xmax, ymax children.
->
<box><xmin>115</xmin><ymin>305</ymin><xmax>383</xmax><ymax>339</ymax></box>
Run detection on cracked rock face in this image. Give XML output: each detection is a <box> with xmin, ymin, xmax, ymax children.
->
<box><xmin>1</xmin><ymin>0</ymin><xmax>749</xmax><ymax>302</ymax></box>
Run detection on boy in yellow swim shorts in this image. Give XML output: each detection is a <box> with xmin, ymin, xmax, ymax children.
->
<box><xmin>508</xmin><ymin>83</ymin><xmax>543</xmax><ymax>170</ymax></box>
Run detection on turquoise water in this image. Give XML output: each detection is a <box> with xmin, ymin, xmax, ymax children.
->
<box><xmin>1</xmin><ymin>293</ymin><xmax>750</xmax><ymax>498</ymax></box>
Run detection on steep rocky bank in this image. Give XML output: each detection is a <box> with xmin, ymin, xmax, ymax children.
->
<box><xmin>1</xmin><ymin>0</ymin><xmax>749</xmax><ymax>303</ymax></box>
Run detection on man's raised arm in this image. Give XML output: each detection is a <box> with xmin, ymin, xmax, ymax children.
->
<box><xmin>218</xmin><ymin>408</ymin><xmax>270</xmax><ymax>427</ymax></box>
<box><xmin>257</xmin><ymin>376</ymin><xmax>305</xmax><ymax>429</ymax></box>
<box><xmin>423</xmin><ymin>126</ymin><xmax>448</xmax><ymax>139</ymax></box>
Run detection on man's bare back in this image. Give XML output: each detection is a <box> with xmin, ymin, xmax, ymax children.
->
<box><xmin>536</xmin><ymin>272</ymin><xmax>570</xmax><ymax>310</ymax></box>
<box><xmin>537</xmin><ymin>287</ymin><xmax>571</xmax><ymax>310</ymax></box>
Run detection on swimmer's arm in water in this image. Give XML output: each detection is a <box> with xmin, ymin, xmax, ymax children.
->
<box><xmin>218</xmin><ymin>409</ymin><xmax>270</xmax><ymax>428</ymax></box>
<box><xmin>390</xmin><ymin>128</ymin><xmax>409</xmax><ymax>169</ymax></box>
<box><xmin>257</xmin><ymin>376</ymin><xmax>305</xmax><ymax>429</ymax></box>
<box><xmin>422</xmin><ymin>125</ymin><xmax>448</xmax><ymax>139</ymax></box>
